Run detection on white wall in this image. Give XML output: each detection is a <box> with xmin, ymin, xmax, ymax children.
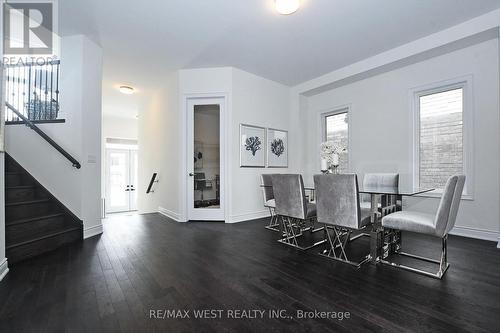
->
<box><xmin>138</xmin><ymin>67</ymin><xmax>294</xmax><ymax>223</ymax></box>
<box><xmin>5</xmin><ymin>35</ymin><xmax>103</xmax><ymax>238</ymax></box>
<box><xmin>137</xmin><ymin>73</ymin><xmax>179</xmax><ymax>214</ymax></box>
<box><xmin>230</xmin><ymin>68</ymin><xmax>293</xmax><ymax>222</ymax></box>
<box><xmin>103</xmin><ymin>116</ymin><xmax>138</xmax><ymax>140</ymax></box>
<box><xmin>303</xmin><ymin>39</ymin><xmax>500</xmax><ymax>239</ymax></box>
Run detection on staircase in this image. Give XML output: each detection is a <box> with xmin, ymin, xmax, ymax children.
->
<box><xmin>5</xmin><ymin>154</ymin><xmax>83</xmax><ymax>264</ymax></box>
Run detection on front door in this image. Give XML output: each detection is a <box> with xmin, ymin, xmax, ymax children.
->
<box><xmin>187</xmin><ymin>98</ymin><xmax>225</xmax><ymax>221</ymax></box>
<box><xmin>106</xmin><ymin>148</ymin><xmax>138</xmax><ymax>213</ymax></box>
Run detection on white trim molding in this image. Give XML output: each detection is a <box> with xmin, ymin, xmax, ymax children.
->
<box><xmin>181</xmin><ymin>93</ymin><xmax>230</xmax><ymax>223</ymax></box>
<box><xmin>84</xmin><ymin>224</ymin><xmax>103</xmax><ymax>239</ymax></box>
<box><xmin>449</xmin><ymin>226</ymin><xmax>499</xmax><ymax>243</ymax></box>
<box><xmin>0</xmin><ymin>258</ymin><xmax>9</xmax><ymax>282</ymax></box>
<box><xmin>410</xmin><ymin>75</ymin><xmax>475</xmax><ymax>199</ymax></box>
<box><xmin>159</xmin><ymin>207</ymin><xmax>185</xmax><ymax>222</ymax></box>
<box><xmin>318</xmin><ymin>104</ymin><xmax>352</xmax><ymax>172</ymax></box>
<box><xmin>229</xmin><ymin>210</ymin><xmax>270</xmax><ymax>224</ymax></box>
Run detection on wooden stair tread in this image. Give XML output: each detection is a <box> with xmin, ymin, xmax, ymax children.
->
<box><xmin>6</xmin><ymin>213</ymin><xmax>66</xmax><ymax>227</ymax></box>
<box><xmin>5</xmin><ymin>198</ymin><xmax>51</xmax><ymax>206</ymax></box>
<box><xmin>5</xmin><ymin>153</ymin><xmax>83</xmax><ymax>264</ymax></box>
<box><xmin>6</xmin><ymin>185</ymin><xmax>36</xmax><ymax>189</ymax></box>
<box><xmin>6</xmin><ymin>226</ymin><xmax>82</xmax><ymax>250</ymax></box>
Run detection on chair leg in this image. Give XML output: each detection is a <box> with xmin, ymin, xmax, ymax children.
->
<box><xmin>305</xmin><ymin>217</ymin><xmax>324</xmax><ymax>233</ymax></box>
<box><xmin>380</xmin><ymin>235</ymin><xmax>450</xmax><ymax>279</ymax></box>
<box><xmin>319</xmin><ymin>225</ymin><xmax>371</xmax><ymax>268</ymax></box>
<box><xmin>265</xmin><ymin>207</ymin><xmax>280</xmax><ymax>231</ymax></box>
<box><xmin>277</xmin><ymin>216</ymin><xmax>326</xmax><ymax>250</ymax></box>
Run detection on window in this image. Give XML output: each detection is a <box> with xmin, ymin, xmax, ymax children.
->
<box><xmin>414</xmin><ymin>79</ymin><xmax>471</xmax><ymax>195</ymax></box>
<box><xmin>323</xmin><ymin>109</ymin><xmax>349</xmax><ymax>173</ymax></box>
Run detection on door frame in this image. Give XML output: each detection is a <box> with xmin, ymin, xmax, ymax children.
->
<box><xmin>105</xmin><ymin>147</ymin><xmax>138</xmax><ymax>213</ymax></box>
<box><xmin>181</xmin><ymin>93</ymin><xmax>230</xmax><ymax>222</ymax></box>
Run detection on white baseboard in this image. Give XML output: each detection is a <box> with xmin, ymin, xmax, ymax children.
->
<box><xmin>158</xmin><ymin>207</ymin><xmax>184</xmax><ymax>222</ymax></box>
<box><xmin>229</xmin><ymin>210</ymin><xmax>270</xmax><ymax>224</ymax></box>
<box><xmin>449</xmin><ymin>225</ymin><xmax>499</xmax><ymax>242</ymax></box>
<box><xmin>0</xmin><ymin>258</ymin><xmax>9</xmax><ymax>282</ymax></box>
<box><xmin>84</xmin><ymin>224</ymin><xmax>103</xmax><ymax>239</ymax></box>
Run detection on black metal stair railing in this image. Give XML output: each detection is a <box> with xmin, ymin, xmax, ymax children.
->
<box><xmin>4</xmin><ymin>60</ymin><xmax>61</xmax><ymax>123</ymax></box>
<box><xmin>5</xmin><ymin>102</ymin><xmax>81</xmax><ymax>169</ymax></box>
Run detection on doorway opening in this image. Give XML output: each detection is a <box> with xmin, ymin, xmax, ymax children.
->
<box><xmin>187</xmin><ymin>97</ymin><xmax>226</xmax><ymax>221</ymax></box>
<box><xmin>105</xmin><ymin>138</ymin><xmax>138</xmax><ymax>214</ymax></box>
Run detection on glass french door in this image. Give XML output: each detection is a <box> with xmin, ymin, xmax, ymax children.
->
<box><xmin>187</xmin><ymin>98</ymin><xmax>225</xmax><ymax>221</ymax></box>
<box><xmin>106</xmin><ymin>149</ymin><xmax>138</xmax><ymax>213</ymax></box>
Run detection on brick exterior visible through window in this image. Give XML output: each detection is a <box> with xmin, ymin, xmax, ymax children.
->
<box><xmin>419</xmin><ymin>88</ymin><xmax>463</xmax><ymax>190</ymax></box>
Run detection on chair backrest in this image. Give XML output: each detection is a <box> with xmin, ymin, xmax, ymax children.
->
<box><xmin>194</xmin><ymin>172</ymin><xmax>206</xmax><ymax>190</ymax></box>
<box><xmin>363</xmin><ymin>173</ymin><xmax>399</xmax><ymax>188</ymax></box>
<box><xmin>435</xmin><ymin>175</ymin><xmax>466</xmax><ymax>237</ymax></box>
<box><xmin>272</xmin><ymin>174</ymin><xmax>307</xmax><ymax>220</ymax></box>
<box><xmin>260</xmin><ymin>174</ymin><xmax>274</xmax><ymax>204</ymax></box>
<box><xmin>314</xmin><ymin>174</ymin><xmax>363</xmax><ymax>229</ymax></box>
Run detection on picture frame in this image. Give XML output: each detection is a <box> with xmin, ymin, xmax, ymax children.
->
<box><xmin>267</xmin><ymin>128</ymin><xmax>288</xmax><ymax>168</ymax></box>
<box><xmin>239</xmin><ymin>124</ymin><xmax>266</xmax><ymax>168</ymax></box>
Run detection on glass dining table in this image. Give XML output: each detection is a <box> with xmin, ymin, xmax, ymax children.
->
<box><xmin>306</xmin><ymin>184</ymin><xmax>435</xmax><ymax>262</ymax></box>
<box><xmin>262</xmin><ymin>183</ymin><xmax>434</xmax><ymax>262</ymax></box>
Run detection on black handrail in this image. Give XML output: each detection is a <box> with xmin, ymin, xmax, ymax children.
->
<box><xmin>146</xmin><ymin>173</ymin><xmax>158</xmax><ymax>193</ymax></box>
<box><xmin>5</xmin><ymin>102</ymin><xmax>81</xmax><ymax>169</ymax></box>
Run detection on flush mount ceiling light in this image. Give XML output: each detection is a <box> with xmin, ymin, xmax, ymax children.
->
<box><xmin>119</xmin><ymin>86</ymin><xmax>134</xmax><ymax>95</ymax></box>
<box><xmin>275</xmin><ymin>0</ymin><xmax>300</xmax><ymax>15</ymax></box>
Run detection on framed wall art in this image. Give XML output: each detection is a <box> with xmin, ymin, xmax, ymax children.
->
<box><xmin>240</xmin><ymin>124</ymin><xmax>266</xmax><ymax>167</ymax></box>
<box><xmin>267</xmin><ymin>128</ymin><xmax>288</xmax><ymax>168</ymax></box>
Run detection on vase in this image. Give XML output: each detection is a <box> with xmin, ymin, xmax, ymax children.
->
<box><xmin>329</xmin><ymin>165</ymin><xmax>339</xmax><ymax>174</ymax></box>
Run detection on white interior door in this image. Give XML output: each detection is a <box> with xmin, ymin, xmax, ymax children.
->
<box><xmin>106</xmin><ymin>148</ymin><xmax>138</xmax><ymax>213</ymax></box>
<box><xmin>129</xmin><ymin>150</ymin><xmax>138</xmax><ymax>211</ymax></box>
<box><xmin>187</xmin><ymin>97</ymin><xmax>225</xmax><ymax>221</ymax></box>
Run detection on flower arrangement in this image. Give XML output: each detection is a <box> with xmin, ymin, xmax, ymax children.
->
<box><xmin>320</xmin><ymin>141</ymin><xmax>346</xmax><ymax>173</ymax></box>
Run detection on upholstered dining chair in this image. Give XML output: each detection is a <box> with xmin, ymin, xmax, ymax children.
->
<box><xmin>381</xmin><ymin>175</ymin><xmax>465</xmax><ymax>279</ymax></box>
<box><xmin>194</xmin><ymin>172</ymin><xmax>212</xmax><ymax>207</ymax></box>
<box><xmin>272</xmin><ymin>174</ymin><xmax>325</xmax><ymax>250</ymax></box>
<box><xmin>360</xmin><ymin>173</ymin><xmax>400</xmax><ymax>212</ymax></box>
<box><xmin>261</xmin><ymin>174</ymin><xmax>278</xmax><ymax>231</ymax></box>
<box><xmin>314</xmin><ymin>174</ymin><xmax>372</xmax><ymax>267</ymax></box>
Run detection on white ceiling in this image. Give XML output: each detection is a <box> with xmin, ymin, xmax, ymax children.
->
<box><xmin>59</xmin><ymin>0</ymin><xmax>500</xmax><ymax>118</ymax></box>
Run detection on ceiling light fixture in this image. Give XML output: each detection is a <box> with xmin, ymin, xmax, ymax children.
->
<box><xmin>275</xmin><ymin>0</ymin><xmax>300</xmax><ymax>15</ymax></box>
<box><xmin>119</xmin><ymin>86</ymin><xmax>134</xmax><ymax>95</ymax></box>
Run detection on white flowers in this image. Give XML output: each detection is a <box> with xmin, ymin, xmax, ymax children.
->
<box><xmin>320</xmin><ymin>141</ymin><xmax>346</xmax><ymax>167</ymax></box>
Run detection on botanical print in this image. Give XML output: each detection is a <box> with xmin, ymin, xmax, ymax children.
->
<box><xmin>270</xmin><ymin>138</ymin><xmax>284</xmax><ymax>157</ymax></box>
<box><xmin>240</xmin><ymin>124</ymin><xmax>265</xmax><ymax>167</ymax></box>
<box><xmin>267</xmin><ymin>128</ymin><xmax>288</xmax><ymax>168</ymax></box>
<box><xmin>245</xmin><ymin>136</ymin><xmax>262</xmax><ymax>156</ymax></box>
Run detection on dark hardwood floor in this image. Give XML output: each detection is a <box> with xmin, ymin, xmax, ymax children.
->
<box><xmin>0</xmin><ymin>213</ymin><xmax>499</xmax><ymax>332</ymax></box>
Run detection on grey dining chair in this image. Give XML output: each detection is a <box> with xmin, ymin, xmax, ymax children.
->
<box><xmin>272</xmin><ymin>174</ymin><xmax>325</xmax><ymax>250</ymax></box>
<box><xmin>381</xmin><ymin>175</ymin><xmax>465</xmax><ymax>279</ymax></box>
<box><xmin>314</xmin><ymin>174</ymin><xmax>372</xmax><ymax>267</ymax></box>
<box><xmin>261</xmin><ymin>174</ymin><xmax>278</xmax><ymax>231</ymax></box>
<box><xmin>194</xmin><ymin>172</ymin><xmax>212</xmax><ymax>207</ymax></box>
<box><xmin>360</xmin><ymin>173</ymin><xmax>400</xmax><ymax>212</ymax></box>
